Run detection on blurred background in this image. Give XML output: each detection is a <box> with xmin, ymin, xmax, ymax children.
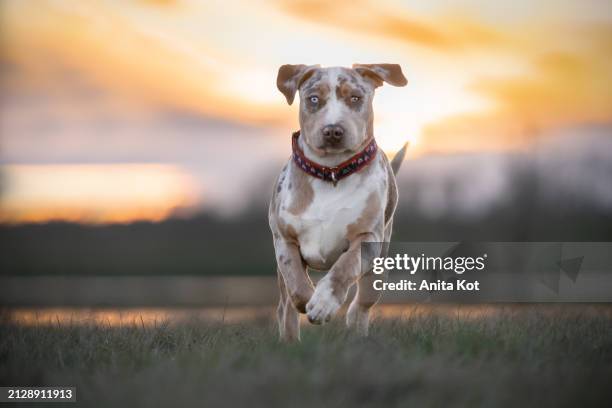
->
<box><xmin>1</xmin><ymin>0</ymin><xmax>611</xmax><ymax>308</ymax></box>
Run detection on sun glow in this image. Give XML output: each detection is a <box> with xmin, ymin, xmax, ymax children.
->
<box><xmin>375</xmin><ymin>120</ymin><xmax>420</xmax><ymax>155</ymax></box>
<box><xmin>0</xmin><ymin>164</ymin><xmax>200</xmax><ymax>224</ymax></box>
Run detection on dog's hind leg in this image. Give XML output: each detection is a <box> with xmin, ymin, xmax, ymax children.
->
<box><xmin>277</xmin><ymin>268</ymin><xmax>287</xmax><ymax>337</ymax></box>
<box><xmin>277</xmin><ymin>268</ymin><xmax>301</xmax><ymax>342</ymax></box>
<box><xmin>346</xmin><ymin>223</ymin><xmax>392</xmax><ymax>335</ymax></box>
<box><xmin>346</xmin><ymin>272</ymin><xmax>382</xmax><ymax>336</ymax></box>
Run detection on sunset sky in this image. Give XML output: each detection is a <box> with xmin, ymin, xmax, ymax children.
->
<box><xmin>1</xmin><ymin>0</ymin><xmax>611</xmax><ymax>223</ymax></box>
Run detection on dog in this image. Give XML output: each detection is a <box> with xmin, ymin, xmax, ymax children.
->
<box><xmin>269</xmin><ymin>63</ymin><xmax>408</xmax><ymax>341</ymax></box>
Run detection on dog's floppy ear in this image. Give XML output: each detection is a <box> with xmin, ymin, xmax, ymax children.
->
<box><xmin>277</xmin><ymin>64</ymin><xmax>319</xmax><ymax>105</ymax></box>
<box><xmin>353</xmin><ymin>64</ymin><xmax>407</xmax><ymax>88</ymax></box>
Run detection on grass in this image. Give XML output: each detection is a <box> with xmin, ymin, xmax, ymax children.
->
<box><xmin>1</xmin><ymin>306</ymin><xmax>612</xmax><ymax>407</ymax></box>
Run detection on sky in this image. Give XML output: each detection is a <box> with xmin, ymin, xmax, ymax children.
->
<box><xmin>1</xmin><ymin>0</ymin><xmax>611</xmax><ymax>223</ymax></box>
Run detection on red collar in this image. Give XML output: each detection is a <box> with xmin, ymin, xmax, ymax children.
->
<box><xmin>292</xmin><ymin>130</ymin><xmax>378</xmax><ymax>186</ymax></box>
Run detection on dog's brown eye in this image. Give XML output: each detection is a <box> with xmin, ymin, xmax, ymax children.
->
<box><xmin>351</xmin><ymin>96</ymin><xmax>361</xmax><ymax>103</ymax></box>
<box><xmin>309</xmin><ymin>96</ymin><xmax>319</xmax><ymax>104</ymax></box>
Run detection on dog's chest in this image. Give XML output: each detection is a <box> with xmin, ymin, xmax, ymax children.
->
<box><xmin>279</xmin><ymin>165</ymin><xmax>384</xmax><ymax>270</ymax></box>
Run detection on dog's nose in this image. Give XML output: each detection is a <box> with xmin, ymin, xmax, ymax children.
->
<box><xmin>322</xmin><ymin>124</ymin><xmax>345</xmax><ymax>146</ymax></box>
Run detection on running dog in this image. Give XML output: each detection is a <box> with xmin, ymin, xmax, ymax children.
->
<box><xmin>269</xmin><ymin>64</ymin><xmax>408</xmax><ymax>341</ymax></box>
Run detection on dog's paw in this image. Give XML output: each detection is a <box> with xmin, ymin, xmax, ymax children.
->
<box><xmin>289</xmin><ymin>286</ymin><xmax>314</xmax><ymax>314</ymax></box>
<box><xmin>306</xmin><ymin>278</ymin><xmax>343</xmax><ymax>325</ymax></box>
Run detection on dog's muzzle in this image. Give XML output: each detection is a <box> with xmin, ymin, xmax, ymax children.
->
<box><xmin>321</xmin><ymin>124</ymin><xmax>345</xmax><ymax>147</ymax></box>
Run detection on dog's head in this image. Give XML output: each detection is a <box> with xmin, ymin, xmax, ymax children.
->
<box><xmin>277</xmin><ymin>64</ymin><xmax>407</xmax><ymax>155</ymax></box>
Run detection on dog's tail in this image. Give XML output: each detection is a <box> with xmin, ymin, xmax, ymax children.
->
<box><xmin>390</xmin><ymin>142</ymin><xmax>409</xmax><ymax>175</ymax></box>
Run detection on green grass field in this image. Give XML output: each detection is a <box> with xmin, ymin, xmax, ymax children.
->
<box><xmin>2</xmin><ymin>306</ymin><xmax>611</xmax><ymax>407</ymax></box>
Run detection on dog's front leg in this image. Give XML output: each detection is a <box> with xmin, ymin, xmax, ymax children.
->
<box><xmin>274</xmin><ymin>239</ymin><xmax>314</xmax><ymax>341</ymax></box>
<box><xmin>306</xmin><ymin>233</ymin><xmax>377</xmax><ymax>325</ymax></box>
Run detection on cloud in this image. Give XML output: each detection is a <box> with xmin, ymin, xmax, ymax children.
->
<box><xmin>0</xmin><ymin>58</ymin><xmax>286</xmax><ymax>164</ymax></box>
<box><xmin>0</xmin><ymin>0</ymin><xmax>291</xmax><ymax>127</ymax></box>
<box><xmin>139</xmin><ymin>0</ymin><xmax>181</xmax><ymax>6</ymax></box>
<box><xmin>274</xmin><ymin>0</ymin><xmax>506</xmax><ymax>51</ymax></box>
<box><xmin>473</xmin><ymin>51</ymin><xmax>612</xmax><ymax>125</ymax></box>
<box><xmin>421</xmin><ymin>23</ymin><xmax>612</xmax><ymax>154</ymax></box>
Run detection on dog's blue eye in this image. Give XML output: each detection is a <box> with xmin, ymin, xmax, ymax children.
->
<box><xmin>351</xmin><ymin>96</ymin><xmax>361</xmax><ymax>103</ymax></box>
<box><xmin>309</xmin><ymin>96</ymin><xmax>319</xmax><ymax>104</ymax></box>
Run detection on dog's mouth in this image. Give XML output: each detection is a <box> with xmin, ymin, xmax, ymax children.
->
<box><xmin>314</xmin><ymin>144</ymin><xmax>352</xmax><ymax>155</ymax></box>
<box><xmin>312</xmin><ymin>137</ymin><xmax>357</xmax><ymax>156</ymax></box>
<box><xmin>313</xmin><ymin>137</ymin><xmax>373</xmax><ymax>157</ymax></box>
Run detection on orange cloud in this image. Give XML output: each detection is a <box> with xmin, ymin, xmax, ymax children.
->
<box><xmin>274</xmin><ymin>0</ymin><xmax>508</xmax><ymax>51</ymax></box>
<box><xmin>422</xmin><ymin>26</ymin><xmax>612</xmax><ymax>154</ymax></box>
<box><xmin>474</xmin><ymin>52</ymin><xmax>612</xmax><ymax>126</ymax></box>
<box><xmin>0</xmin><ymin>1</ymin><xmax>289</xmax><ymax>127</ymax></box>
<box><xmin>139</xmin><ymin>0</ymin><xmax>180</xmax><ymax>6</ymax></box>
